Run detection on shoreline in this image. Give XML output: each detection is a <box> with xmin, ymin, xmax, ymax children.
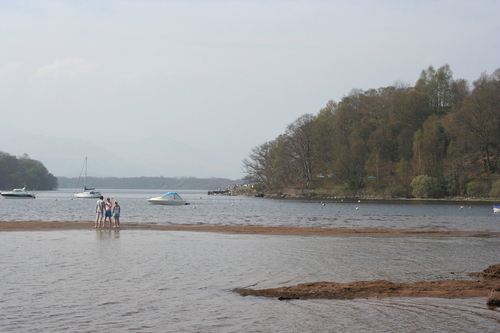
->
<box><xmin>0</xmin><ymin>221</ymin><xmax>499</xmax><ymax>237</ymax></box>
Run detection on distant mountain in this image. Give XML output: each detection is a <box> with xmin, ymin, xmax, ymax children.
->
<box><xmin>1</xmin><ymin>135</ymin><xmax>243</xmax><ymax>179</ymax></box>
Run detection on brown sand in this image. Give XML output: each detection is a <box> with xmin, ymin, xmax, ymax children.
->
<box><xmin>2</xmin><ymin>220</ymin><xmax>499</xmax><ymax>301</ymax></box>
<box><xmin>1</xmin><ymin>220</ymin><xmax>498</xmax><ymax>237</ymax></box>
<box><xmin>234</xmin><ymin>267</ymin><xmax>500</xmax><ymax>300</ymax></box>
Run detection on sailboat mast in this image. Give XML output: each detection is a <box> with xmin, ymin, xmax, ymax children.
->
<box><xmin>83</xmin><ymin>157</ymin><xmax>88</xmax><ymax>189</ymax></box>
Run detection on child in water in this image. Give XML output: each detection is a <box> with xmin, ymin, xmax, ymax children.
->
<box><xmin>112</xmin><ymin>201</ymin><xmax>120</xmax><ymax>227</ymax></box>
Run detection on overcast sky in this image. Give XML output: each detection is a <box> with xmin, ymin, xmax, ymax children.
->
<box><xmin>1</xmin><ymin>0</ymin><xmax>499</xmax><ymax>178</ymax></box>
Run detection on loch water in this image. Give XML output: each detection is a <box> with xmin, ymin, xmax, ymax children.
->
<box><xmin>1</xmin><ymin>189</ymin><xmax>500</xmax><ymax>332</ymax></box>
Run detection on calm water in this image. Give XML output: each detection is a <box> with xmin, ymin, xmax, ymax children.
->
<box><xmin>1</xmin><ymin>188</ymin><xmax>500</xmax><ymax>232</ymax></box>
<box><xmin>1</xmin><ymin>189</ymin><xmax>500</xmax><ymax>332</ymax></box>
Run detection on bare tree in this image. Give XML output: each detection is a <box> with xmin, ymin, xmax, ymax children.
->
<box><xmin>285</xmin><ymin>114</ymin><xmax>318</xmax><ymax>185</ymax></box>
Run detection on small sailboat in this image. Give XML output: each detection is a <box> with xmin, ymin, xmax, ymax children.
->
<box><xmin>74</xmin><ymin>157</ymin><xmax>101</xmax><ymax>198</ymax></box>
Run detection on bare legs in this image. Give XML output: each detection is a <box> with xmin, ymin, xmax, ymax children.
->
<box><xmin>95</xmin><ymin>213</ymin><xmax>103</xmax><ymax>228</ymax></box>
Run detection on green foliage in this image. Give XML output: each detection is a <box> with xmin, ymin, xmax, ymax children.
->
<box><xmin>384</xmin><ymin>184</ymin><xmax>409</xmax><ymax>198</ymax></box>
<box><xmin>313</xmin><ymin>188</ymin><xmax>330</xmax><ymax>197</ymax></box>
<box><xmin>0</xmin><ymin>152</ymin><xmax>58</xmax><ymax>190</ymax></box>
<box><xmin>489</xmin><ymin>180</ymin><xmax>500</xmax><ymax>197</ymax></box>
<box><xmin>466</xmin><ymin>180</ymin><xmax>490</xmax><ymax>197</ymax></box>
<box><xmin>332</xmin><ymin>184</ymin><xmax>352</xmax><ymax>197</ymax></box>
<box><xmin>410</xmin><ymin>175</ymin><xmax>442</xmax><ymax>198</ymax></box>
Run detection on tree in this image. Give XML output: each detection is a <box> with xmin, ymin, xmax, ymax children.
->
<box><xmin>489</xmin><ymin>180</ymin><xmax>500</xmax><ymax>197</ymax></box>
<box><xmin>412</xmin><ymin>115</ymin><xmax>448</xmax><ymax>177</ymax></box>
<box><xmin>0</xmin><ymin>152</ymin><xmax>58</xmax><ymax>190</ymax></box>
<box><xmin>333</xmin><ymin>139</ymin><xmax>369</xmax><ymax>195</ymax></box>
<box><xmin>242</xmin><ymin>140</ymin><xmax>277</xmax><ymax>185</ymax></box>
<box><xmin>240</xmin><ymin>65</ymin><xmax>497</xmax><ymax>198</ymax></box>
<box><xmin>284</xmin><ymin>113</ymin><xmax>318</xmax><ymax>185</ymax></box>
<box><xmin>466</xmin><ymin>180</ymin><xmax>490</xmax><ymax>197</ymax></box>
<box><xmin>410</xmin><ymin>175</ymin><xmax>442</xmax><ymax>198</ymax></box>
<box><xmin>314</xmin><ymin>100</ymin><xmax>338</xmax><ymax>179</ymax></box>
<box><xmin>448</xmin><ymin>70</ymin><xmax>500</xmax><ymax>173</ymax></box>
<box><xmin>415</xmin><ymin>64</ymin><xmax>454</xmax><ymax>115</ymax></box>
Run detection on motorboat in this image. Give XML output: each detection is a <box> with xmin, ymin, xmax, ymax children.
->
<box><xmin>1</xmin><ymin>186</ymin><xmax>36</xmax><ymax>199</ymax></box>
<box><xmin>74</xmin><ymin>157</ymin><xmax>102</xmax><ymax>198</ymax></box>
<box><xmin>493</xmin><ymin>206</ymin><xmax>500</xmax><ymax>213</ymax></box>
<box><xmin>147</xmin><ymin>192</ymin><xmax>189</xmax><ymax>205</ymax></box>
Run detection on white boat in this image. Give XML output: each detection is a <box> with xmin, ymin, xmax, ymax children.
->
<box><xmin>74</xmin><ymin>157</ymin><xmax>101</xmax><ymax>198</ymax></box>
<box><xmin>147</xmin><ymin>192</ymin><xmax>189</xmax><ymax>205</ymax></box>
<box><xmin>1</xmin><ymin>186</ymin><xmax>36</xmax><ymax>199</ymax></box>
<box><xmin>493</xmin><ymin>206</ymin><xmax>500</xmax><ymax>213</ymax></box>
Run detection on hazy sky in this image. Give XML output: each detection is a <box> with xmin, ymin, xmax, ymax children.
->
<box><xmin>1</xmin><ymin>0</ymin><xmax>499</xmax><ymax>178</ymax></box>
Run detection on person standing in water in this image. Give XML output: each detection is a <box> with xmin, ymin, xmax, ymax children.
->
<box><xmin>104</xmin><ymin>198</ymin><xmax>113</xmax><ymax>227</ymax></box>
<box><xmin>112</xmin><ymin>201</ymin><xmax>121</xmax><ymax>227</ymax></box>
<box><xmin>95</xmin><ymin>196</ymin><xmax>105</xmax><ymax>228</ymax></box>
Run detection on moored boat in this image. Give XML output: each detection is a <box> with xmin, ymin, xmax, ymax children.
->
<box><xmin>74</xmin><ymin>157</ymin><xmax>101</xmax><ymax>198</ymax></box>
<box><xmin>1</xmin><ymin>186</ymin><xmax>36</xmax><ymax>199</ymax></box>
<box><xmin>493</xmin><ymin>206</ymin><xmax>500</xmax><ymax>213</ymax></box>
<box><xmin>75</xmin><ymin>186</ymin><xmax>101</xmax><ymax>198</ymax></box>
<box><xmin>147</xmin><ymin>192</ymin><xmax>189</xmax><ymax>205</ymax></box>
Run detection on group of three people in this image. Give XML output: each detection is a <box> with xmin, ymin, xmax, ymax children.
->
<box><xmin>95</xmin><ymin>196</ymin><xmax>120</xmax><ymax>228</ymax></box>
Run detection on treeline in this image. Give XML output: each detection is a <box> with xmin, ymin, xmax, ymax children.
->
<box><xmin>58</xmin><ymin>176</ymin><xmax>242</xmax><ymax>190</ymax></box>
<box><xmin>0</xmin><ymin>152</ymin><xmax>58</xmax><ymax>190</ymax></box>
<box><xmin>243</xmin><ymin>65</ymin><xmax>500</xmax><ymax>198</ymax></box>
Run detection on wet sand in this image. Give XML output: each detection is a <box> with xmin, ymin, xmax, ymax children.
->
<box><xmin>1</xmin><ymin>220</ymin><xmax>499</xmax><ymax>237</ymax></box>
<box><xmin>2</xmin><ymin>221</ymin><xmax>499</xmax><ymax>300</ymax></box>
<box><xmin>235</xmin><ymin>267</ymin><xmax>500</xmax><ymax>300</ymax></box>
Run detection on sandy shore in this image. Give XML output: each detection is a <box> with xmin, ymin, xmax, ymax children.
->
<box><xmin>1</xmin><ymin>220</ymin><xmax>499</xmax><ymax>237</ymax></box>
<box><xmin>2</xmin><ymin>220</ymin><xmax>499</xmax><ymax>301</ymax></box>
<box><xmin>235</xmin><ymin>264</ymin><xmax>500</xmax><ymax>300</ymax></box>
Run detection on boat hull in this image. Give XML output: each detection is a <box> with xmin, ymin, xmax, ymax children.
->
<box><xmin>493</xmin><ymin>206</ymin><xmax>500</xmax><ymax>213</ymax></box>
<box><xmin>1</xmin><ymin>187</ymin><xmax>36</xmax><ymax>199</ymax></box>
<box><xmin>1</xmin><ymin>193</ymin><xmax>36</xmax><ymax>199</ymax></box>
<box><xmin>147</xmin><ymin>197</ymin><xmax>187</xmax><ymax>205</ymax></box>
<box><xmin>75</xmin><ymin>191</ymin><xmax>101</xmax><ymax>198</ymax></box>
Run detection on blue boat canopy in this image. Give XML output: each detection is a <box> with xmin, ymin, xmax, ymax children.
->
<box><xmin>161</xmin><ymin>192</ymin><xmax>184</xmax><ymax>200</ymax></box>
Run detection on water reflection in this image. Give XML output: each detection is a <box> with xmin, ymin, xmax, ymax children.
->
<box><xmin>1</xmin><ymin>230</ymin><xmax>499</xmax><ymax>332</ymax></box>
<box><xmin>95</xmin><ymin>229</ymin><xmax>120</xmax><ymax>240</ymax></box>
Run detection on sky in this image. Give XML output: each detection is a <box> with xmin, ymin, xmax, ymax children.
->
<box><xmin>1</xmin><ymin>0</ymin><xmax>499</xmax><ymax>179</ymax></box>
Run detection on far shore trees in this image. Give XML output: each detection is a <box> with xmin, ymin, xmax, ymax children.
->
<box><xmin>242</xmin><ymin>65</ymin><xmax>500</xmax><ymax>198</ymax></box>
<box><xmin>0</xmin><ymin>152</ymin><xmax>58</xmax><ymax>190</ymax></box>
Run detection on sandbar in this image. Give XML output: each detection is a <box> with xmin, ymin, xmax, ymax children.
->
<box><xmin>235</xmin><ymin>264</ymin><xmax>500</xmax><ymax>300</ymax></box>
<box><xmin>0</xmin><ymin>221</ymin><xmax>499</xmax><ymax>237</ymax></box>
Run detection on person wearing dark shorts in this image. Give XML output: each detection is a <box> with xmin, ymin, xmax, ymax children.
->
<box><xmin>104</xmin><ymin>198</ymin><xmax>113</xmax><ymax>227</ymax></box>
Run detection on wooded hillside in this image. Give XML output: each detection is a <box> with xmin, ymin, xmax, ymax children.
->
<box><xmin>242</xmin><ymin>65</ymin><xmax>500</xmax><ymax>198</ymax></box>
<box><xmin>0</xmin><ymin>152</ymin><xmax>58</xmax><ymax>190</ymax></box>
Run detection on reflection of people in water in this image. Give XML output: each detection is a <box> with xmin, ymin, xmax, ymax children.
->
<box><xmin>95</xmin><ymin>229</ymin><xmax>120</xmax><ymax>239</ymax></box>
<box><xmin>104</xmin><ymin>198</ymin><xmax>113</xmax><ymax>227</ymax></box>
<box><xmin>112</xmin><ymin>201</ymin><xmax>120</xmax><ymax>227</ymax></box>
